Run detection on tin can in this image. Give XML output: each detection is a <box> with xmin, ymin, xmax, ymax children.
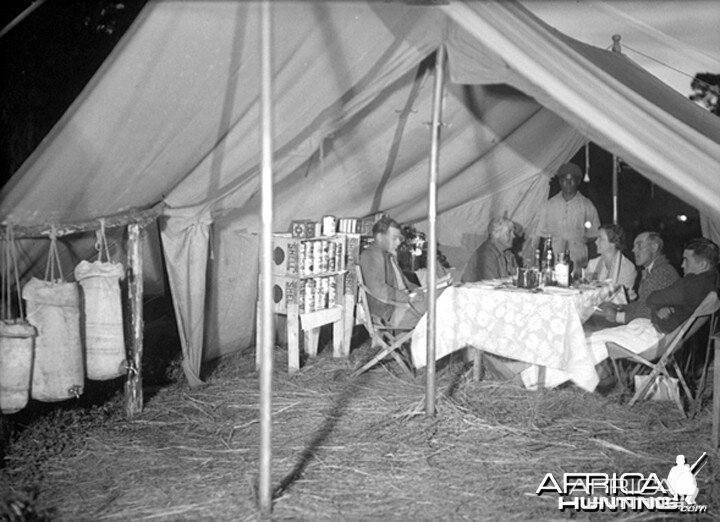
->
<box><xmin>328</xmin><ymin>242</ymin><xmax>336</xmax><ymax>271</ymax></box>
<box><xmin>322</xmin><ymin>215</ymin><xmax>337</xmax><ymax>237</ymax></box>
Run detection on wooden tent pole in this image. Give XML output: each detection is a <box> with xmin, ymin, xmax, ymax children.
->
<box><xmin>0</xmin><ymin>0</ymin><xmax>47</xmax><ymax>39</ymax></box>
<box><xmin>258</xmin><ymin>0</ymin><xmax>274</xmax><ymax>517</ymax></box>
<box><xmin>425</xmin><ymin>46</ymin><xmax>445</xmax><ymax>417</ymax></box>
<box><xmin>124</xmin><ymin>223</ymin><xmax>144</xmax><ymax>418</ymax></box>
<box><xmin>611</xmin><ymin>35</ymin><xmax>622</xmax><ymax>226</ymax></box>
<box><xmin>612</xmin><ymin>155</ymin><xmax>618</xmax><ymax>225</ymax></box>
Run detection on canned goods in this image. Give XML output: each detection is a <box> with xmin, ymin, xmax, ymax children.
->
<box><xmin>322</xmin><ymin>215</ymin><xmax>337</xmax><ymax>236</ymax></box>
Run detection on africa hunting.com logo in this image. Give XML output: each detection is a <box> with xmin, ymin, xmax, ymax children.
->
<box><xmin>536</xmin><ymin>453</ymin><xmax>708</xmax><ymax>513</ymax></box>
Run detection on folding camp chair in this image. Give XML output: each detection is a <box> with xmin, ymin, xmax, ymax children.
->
<box><xmin>606</xmin><ymin>291</ymin><xmax>720</xmax><ymax>416</ymax></box>
<box><xmin>351</xmin><ymin>265</ymin><xmax>415</xmax><ymax>377</ymax></box>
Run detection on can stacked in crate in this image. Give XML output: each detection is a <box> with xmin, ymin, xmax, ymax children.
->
<box><xmin>314</xmin><ymin>277</ymin><xmax>324</xmax><ymax>311</ymax></box>
<box><xmin>328</xmin><ymin>241</ymin><xmax>336</xmax><ymax>271</ymax></box>
<box><xmin>302</xmin><ymin>279</ymin><xmax>314</xmax><ymax>313</ymax></box>
<box><xmin>328</xmin><ymin>277</ymin><xmax>337</xmax><ymax>307</ymax></box>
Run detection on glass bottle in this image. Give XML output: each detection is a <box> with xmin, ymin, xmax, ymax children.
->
<box><xmin>554</xmin><ymin>252</ymin><xmax>570</xmax><ymax>287</ymax></box>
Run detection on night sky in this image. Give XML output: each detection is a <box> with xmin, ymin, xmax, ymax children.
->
<box><xmin>0</xmin><ymin>0</ymin><xmax>147</xmax><ymax>185</ymax></box>
<box><xmin>0</xmin><ymin>1</ymin><xmax>705</xmax><ymax>267</ymax></box>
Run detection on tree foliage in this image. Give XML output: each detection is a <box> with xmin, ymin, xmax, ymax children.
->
<box><xmin>0</xmin><ymin>1</ymin><xmax>147</xmax><ymax>184</ymax></box>
<box><xmin>690</xmin><ymin>72</ymin><xmax>720</xmax><ymax>116</ymax></box>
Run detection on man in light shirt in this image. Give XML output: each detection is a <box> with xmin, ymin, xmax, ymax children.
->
<box><xmin>537</xmin><ymin>162</ymin><xmax>600</xmax><ymax>269</ymax></box>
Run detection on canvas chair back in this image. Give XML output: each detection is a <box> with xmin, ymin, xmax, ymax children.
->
<box><xmin>352</xmin><ymin>265</ymin><xmax>414</xmax><ymax>376</ymax></box>
<box><xmin>608</xmin><ymin>290</ymin><xmax>719</xmax><ymax>415</ymax></box>
<box><xmin>651</xmin><ymin>291</ymin><xmax>720</xmax><ymax>363</ymax></box>
<box><xmin>355</xmin><ymin>265</ymin><xmax>379</xmax><ymax>337</ymax></box>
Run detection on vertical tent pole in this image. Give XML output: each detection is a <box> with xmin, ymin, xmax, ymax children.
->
<box><xmin>124</xmin><ymin>223</ymin><xmax>144</xmax><ymax>419</ymax></box>
<box><xmin>425</xmin><ymin>46</ymin><xmax>445</xmax><ymax>417</ymax></box>
<box><xmin>258</xmin><ymin>0</ymin><xmax>274</xmax><ymax>516</ymax></box>
<box><xmin>611</xmin><ymin>35</ymin><xmax>621</xmax><ymax>226</ymax></box>
<box><xmin>612</xmin><ymin>156</ymin><xmax>618</xmax><ymax>225</ymax></box>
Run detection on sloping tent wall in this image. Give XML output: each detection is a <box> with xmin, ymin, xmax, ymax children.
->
<box><xmin>2</xmin><ymin>1</ymin><xmax>720</xmax><ymax>386</ymax></box>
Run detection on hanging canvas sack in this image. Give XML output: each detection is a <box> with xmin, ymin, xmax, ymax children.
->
<box><xmin>74</xmin><ymin>222</ymin><xmax>126</xmax><ymax>380</ymax></box>
<box><xmin>0</xmin><ymin>227</ymin><xmax>38</xmax><ymax>414</ymax></box>
<box><xmin>24</xmin><ymin>231</ymin><xmax>84</xmax><ymax>402</ymax></box>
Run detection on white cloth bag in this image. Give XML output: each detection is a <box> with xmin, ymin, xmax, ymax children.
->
<box><xmin>23</xmin><ymin>277</ymin><xmax>85</xmax><ymax>401</ymax></box>
<box><xmin>0</xmin><ymin>320</ymin><xmax>37</xmax><ymax>413</ymax></box>
<box><xmin>75</xmin><ymin>260</ymin><xmax>126</xmax><ymax>380</ymax></box>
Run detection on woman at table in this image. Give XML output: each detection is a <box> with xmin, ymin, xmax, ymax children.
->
<box><xmin>586</xmin><ymin>224</ymin><xmax>637</xmax><ymax>299</ymax></box>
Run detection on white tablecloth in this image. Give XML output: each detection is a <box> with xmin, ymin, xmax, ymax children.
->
<box><xmin>411</xmin><ymin>282</ymin><xmax>615</xmax><ymax>391</ymax></box>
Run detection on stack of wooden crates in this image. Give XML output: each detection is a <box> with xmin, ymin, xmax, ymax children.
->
<box><xmin>257</xmin><ymin>232</ymin><xmax>363</xmax><ymax>372</ymax></box>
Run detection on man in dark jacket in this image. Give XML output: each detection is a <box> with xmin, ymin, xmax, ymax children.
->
<box><xmin>359</xmin><ymin>216</ymin><xmax>426</xmax><ymax>328</ymax></box>
<box><xmin>462</xmin><ymin>217</ymin><xmax>517</xmax><ymax>282</ymax></box>
<box><xmin>586</xmin><ymin>237</ymin><xmax>718</xmax><ymax>365</ymax></box>
<box><xmin>646</xmin><ymin>238</ymin><xmax>719</xmax><ymax>333</ymax></box>
<box><xmin>600</xmin><ymin>231</ymin><xmax>679</xmax><ymax>324</ymax></box>
<box><xmin>534</xmin><ymin>237</ymin><xmax>718</xmax><ymax>392</ymax></box>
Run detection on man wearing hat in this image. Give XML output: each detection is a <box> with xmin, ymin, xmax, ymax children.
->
<box><xmin>537</xmin><ymin>162</ymin><xmax>600</xmax><ymax>269</ymax></box>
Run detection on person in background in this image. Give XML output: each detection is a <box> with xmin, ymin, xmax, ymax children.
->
<box><xmin>599</xmin><ymin>231</ymin><xmax>679</xmax><ymax>325</ymax></box>
<box><xmin>586</xmin><ymin>224</ymin><xmax>637</xmax><ymax>299</ymax></box>
<box><xmin>537</xmin><ymin>162</ymin><xmax>600</xmax><ymax>269</ymax></box>
<box><xmin>461</xmin><ymin>217</ymin><xmax>517</xmax><ymax>282</ymax></box>
<box><xmin>359</xmin><ymin>216</ymin><xmax>426</xmax><ymax>329</ymax></box>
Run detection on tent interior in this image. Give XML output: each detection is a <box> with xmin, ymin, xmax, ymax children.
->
<box><xmin>1</xmin><ymin>1</ymin><xmax>719</xmax><ymax>386</ymax></box>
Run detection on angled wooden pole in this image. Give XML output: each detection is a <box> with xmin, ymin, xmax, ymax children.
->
<box><xmin>124</xmin><ymin>223</ymin><xmax>144</xmax><ymax>418</ymax></box>
<box><xmin>258</xmin><ymin>0</ymin><xmax>274</xmax><ymax>517</ymax></box>
<box><xmin>426</xmin><ymin>46</ymin><xmax>445</xmax><ymax>417</ymax></box>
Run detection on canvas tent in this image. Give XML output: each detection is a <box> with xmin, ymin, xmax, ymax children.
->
<box><xmin>2</xmin><ymin>1</ymin><xmax>720</xmax><ymax>386</ymax></box>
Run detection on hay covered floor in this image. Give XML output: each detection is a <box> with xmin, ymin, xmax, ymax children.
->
<box><xmin>2</xmin><ymin>336</ymin><xmax>720</xmax><ymax>521</ymax></box>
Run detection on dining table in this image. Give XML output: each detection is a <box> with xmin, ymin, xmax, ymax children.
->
<box><xmin>410</xmin><ymin>279</ymin><xmax>617</xmax><ymax>391</ymax></box>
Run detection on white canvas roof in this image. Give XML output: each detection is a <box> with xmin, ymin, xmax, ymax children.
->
<box><xmin>2</xmin><ymin>1</ymin><xmax>719</xmax><ymax>384</ymax></box>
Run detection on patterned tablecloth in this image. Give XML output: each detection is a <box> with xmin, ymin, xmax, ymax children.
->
<box><xmin>410</xmin><ymin>281</ymin><xmax>616</xmax><ymax>391</ymax></box>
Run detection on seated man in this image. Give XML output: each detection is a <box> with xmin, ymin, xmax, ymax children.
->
<box><xmin>598</xmin><ymin>231</ymin><xmax>679</xmax><ymax>325</ymax></box>
<box><xmin>584</xmin><ymin>237</ymin><xmax>719</xmax><ymax>364</ymax></box>
<box><xmin>521</xmin><ymin>233</ymin><xmax>697</xmax><ymax>391</ymax></box>
<box><xmin>461</xmin><ymin>217</ymin><xmax>517</xmax><ymax>282</ymax></box>
<box><xmin>359</xmin><ymin>216</ymin><xmax>426</xmax><ymax>329</ymax></box>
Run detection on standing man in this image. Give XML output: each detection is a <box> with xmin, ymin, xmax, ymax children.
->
<box><xmin>462</xmin><ymin>217</ymin><xmax>517</xmax><ymax>282</ymax></box>
<box><xmin>600</xmin><ymin>231</ymin><xmax>680</xmax><ymax>325</ymax></box>
<box><xmin>537</xmin><ymin>162</ymin><xmax>600</xmax><ymax>269</ymax></box>
<box><xmin>359</xmin><ymin>216</ymin><xmax>426</xmax><ymax>329</ymax></box>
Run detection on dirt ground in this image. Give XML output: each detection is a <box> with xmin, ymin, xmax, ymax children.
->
<box><xmin>2</xmin><ymin>332</ymin><xmax>719</xmax><ymax>521</ymax></box>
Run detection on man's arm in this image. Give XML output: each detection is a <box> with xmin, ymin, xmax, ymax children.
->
<box><xmin>646</xmin><ymin>278</ymin><xmax>686</xmax><ymax>309</ymax></box>
<box><xmin>624</xmin><ymin>263</ymin><xmax>679</xmax><ymax>322</ymax></box>
<box><xmin>359</xmin><ymin>249</ymin><xmax>410</xmax><ymax>304</ymax></box>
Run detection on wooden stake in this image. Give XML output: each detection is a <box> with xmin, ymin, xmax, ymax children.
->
<box><xmin>124</xmin><ymin>223</ymin><xmax>144</xmax><ymax>419</ymax></box>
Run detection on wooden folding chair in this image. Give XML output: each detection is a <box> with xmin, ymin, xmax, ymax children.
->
<box><xmin>351</xmin><ymin>265</ymin><xmax>415</xmax><ymax>377</ymax></box>
<box><xmin>606</xmin><ymin>291</ymin><xmax>720</xmax><ymax>416</ymax></box>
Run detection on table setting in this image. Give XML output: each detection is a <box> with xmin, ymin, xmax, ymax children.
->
<box><xmin>410</xmin><ymin>272</ymin><xmax>618</xmax><ymax>391</ymax></box>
